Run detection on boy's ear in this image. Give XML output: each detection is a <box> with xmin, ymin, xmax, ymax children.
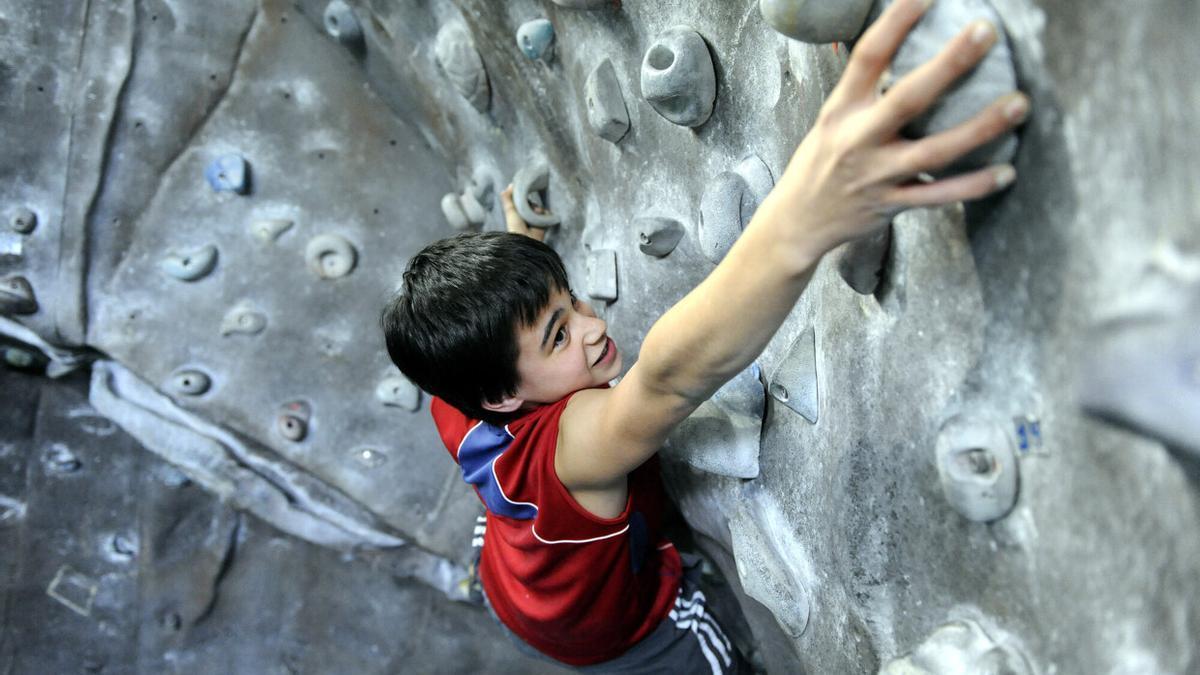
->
<box><xmin>481</xmin><ymin>395</ymin><xmax>524</xmax><ymax>414</ymax></box>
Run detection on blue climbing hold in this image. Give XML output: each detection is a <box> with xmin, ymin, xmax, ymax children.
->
<box><xmin>205</xmin><ymin>154</ymin><xmax>249</xmax><ymax>194</ymax></box>
<box><xmin>516</xmin><ymin>19</ymin><xmax>555</xmax><ymax>61</ymax></box>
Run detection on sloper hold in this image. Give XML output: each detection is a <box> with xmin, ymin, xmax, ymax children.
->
<box><xmin>664</xmin><ymin>363</ymin><xmax>764</xmax><ymax>478</ymax></box>
<box><xmin>586</xmin><ymin>249</ymin><xmax>618</xmax><ymax>302</ymax></box>
<box><xmin>512</xmin><ymin>161</ymin><xmax>561</xmax><ymax>227</ymax></box>
<box><xmin>516</xmin><ymin>19</ymin><xmax>555</xmax><ymax>61</ymax></box>
<box><xmin>935</xmin><ymin>415</ymin><xmax>1020</xmax><ymax>522</ymax></box>
<box><xmin>167</xmin><ymin>369</ymin><xmax>212</xmax><ymax>397</ymax></box>
<box><xmin>441</xmin><ymin>193</ymin><xmax>470</xmax><ymax>230</ymax></box>
<box><xmin>640</xmin><ymin>26</ymin><xmax>716</xmax><ymax>128</ymax></box>
<box><xmin>0</xmin><ymin>276</ymin><xmax>38</xmax><ymax>315</ymax></box>
<box><xmin>376</xmin><ymin>374</ymin><xmax>421</xmax><ymax>411</ymax></box>
<box><xmin>305</xmin><ymin>233</ymin><xmax>358</xmax><ymax>279</ymax></box>
<box><xmin>460</xmin><ymin>191</ymin><xmax>488</xmax><ymax>226</ymax></box>
<box><xmin>585</xmin><ymin>58</ymin><xmax>630</xmax><ymax>143</ymax></box>
<box><xmin>881</xmin><ymin>618</ymin><xmax>1033</xmax><ymax>675</ymax></box>
<box><xmin>434</xmin><ymin>23</ymin><xmax>490</xmax><ymax>112</ymax></box>
<box><xmin>728</xmin><ymin>495</ymin><xmax>811</xmax><ymax>637</ymax></box>
<box><xmin>323</xmin><ymin>0</ymin><xmax>363</xmax><ymax>46</ymax></box>
<box><xmin>636</xmin><ymin>217</ymin><xmax>685</xmax><ymax>258</ymax></box>
<box><xmin>759</xmin><ymin>0</ymin><xmax>875</xmax><ymax>43</ymax></box>
<box><xmin>769</xmin><ymin>326</ymin><xmax>818</xmax><ymax>423</ymax></box>
<box><xmin>249</xmin><ymin>218</ymin><xmax>293</xmax><ymax>243</ymax></box>
<box><xmin>1078</xmin><ymin>287</ymin><xmax>1200</xmax><ymax>456</ymax></box>
<box><xmin>698</xmin><ymin>155</ymin><xmax>774</xmax><ymax>264</ymax></box>
<box><xmin>205</xmin><ymin>154</ymin><xmax>249</xmax><ymax>194</ymax></box>
<box><xmin>219</xmin><ymin>302</ymin><xmax>267</xmax><ymax>336</ymax></box>
<box><xmin>9</xmin><ymin>207</ymin><xmax>36</xmax><ymax>234</ymax></box>
<box><xmin>160</xmin><ymin>244</ymin><xmax>218</xmax><ymax>281</ymax></box>
<box><xmin>836</xmin><ymin>224</ymin><xmax>892</xmax><ymax>294</ymax></box>
<box><xmin>888</xmin><ymin>0</ymin><xmax>1019</xmax><ymax>174</ymax></box>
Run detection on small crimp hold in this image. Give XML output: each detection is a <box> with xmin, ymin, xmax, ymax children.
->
<box><xmin>0</xmin><ymin>276</ymin><xmax>38</xmax><ymax>315</ymax></box>
<box><xmin>768</xmin><ymin>326</ymin><xmax>818</xmax><ymax>423</ymax></box>
<box><xmin>220</xmin><ymin>302</ymin><xmax>267</xmax><ymax>336</ymax></box>
<box><xmin>205</xmin><ymin>154</ymin><xmax>249</xmax><ymax>194</ymax></box>
<box><xmin>636</xmin><ymin>217</ymin><xmax>685</xmax><ymax>258</ymax></box>
<box><xmin>167</xmin><ymin>369</ymin><xmax>212</xmax><ymax>397</ymax></box>
<box><xmin>376</xmin><ymin>374</ymin><xmax>421</xmax><ymax>411</ymax></box>
<box><xmin>277</xmin><ymin>400</ymin><xmax>311</xmax><ymax>442</ymax></box>
<box><xmin>161</xmin><ymin>244</ymin><xmax>218</xmax><ymax>281</ymax></box>
<box><xmin>586</xmin><ymin>58</ymin><xmax>630</xmax><ymax>143</ymax></box>
<box><xmin>516</xmin><ymin>19</ymin><xmax>555</xmax><ymax>61</ymax></box>
<box><xmin>323</xmin><ymin>0</ymin><xmax>364</xmax><ymax>46</ymax></box>
<box><xmin>249</xmin><ymin>218</ymin><xmax>293</xmax><ymax>243</ymax></box>
<box><xmin>586</xmin><ymin>249</ymin><xmax>618</xmax><ymax>302</ymax></box>
<box><xmin>9</xmin><ymin>207</ymin><xmax>37</xmax><ymax>234</ymax></box>
<box><xmin>305</xmin><ymin>233</ymin><xmax>358</xmax><ymax>279</ymax></box>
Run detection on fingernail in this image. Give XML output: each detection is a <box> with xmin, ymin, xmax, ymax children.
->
<box><xmin>971</xmin><ymin>20</ymin><xmax>996</xmax><ymax>45</ymax></box>
<box><xmin>1004</xmin><ymin>93</ymin><xmax>1029</xmax><ymax>121</ymax></box>
<box><xmin>994</xmin><ymin>164</ymin><xmax>1016</xmax><ymax>188</ymax></box>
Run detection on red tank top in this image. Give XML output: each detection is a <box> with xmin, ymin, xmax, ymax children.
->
<box><xmin>431</xmin><ymin>393</ymin><xmax>683</xmax><ymax>666</ymax></box>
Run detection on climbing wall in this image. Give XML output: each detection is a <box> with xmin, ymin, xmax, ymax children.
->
<box><xmin>2</xmin><ymin>0</ymin><xmax>1197</xmax><ymax>672</ymax></box>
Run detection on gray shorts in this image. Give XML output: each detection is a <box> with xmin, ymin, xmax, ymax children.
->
<box><xmin>486</xmin><ymin>552</ymin><xmax>745</xmax><ymax>674</ymax></box>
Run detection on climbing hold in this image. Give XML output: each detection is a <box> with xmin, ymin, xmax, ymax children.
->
<box><xmin>836</xmin><ymin>225</ymin><xmax>892</xmax><ymax>294</ymax></box>
<box><xmin>728</xmin><ymin>496</ymin><xmax>811</xmax><ymax>636</ymax></box>
<box><xmin>9</xmin><ymin>207</ymin><xmax>36</xmax><ymax>234</ymax></box>
<box><xmin>460</xmin><ymin>191</ymin><xmax>488</xmax><ymax>226</ymax></box>
<box><xmin>759</xmin><ymin>0</ymin><xmax>875</xmax><ymax>44</ymax></box>
<box><xmin>1079</xmin><ymin>288</ymin><xmax>1200</xmax><ymax>457</ymax></box>
<box><xmin>0</xmin><ymin>494</ymin><xmax>26</xmax><ymax>526</ymax></box>
<box><xmin>665</xmin><ymin>363</ymin><xmax>765</xmax><ymax>478</ymax></box>
<box><xmin>551</xmin><ymin>0</ymin><xmax>616</xmax><ymax>7</ymax></box>
<box><xmin>585</xmin><ymin>58</ymin><xmax>630</xmax><ymax>143</ymax></box>
<box><xmin>516</xmin><ymin>19</ymin><xmax>555</xmax><ymax>61</ymax></box>
<box><xmin>376</xmin><ymin>374</ymin><xmax>421</xmax><ymax>411</ymax></box>
<box><xmin>640</xmin><ymin>26</ymin><xmax>716</xmax><ymax>128</ymax></box>
<box><xmin>0</xmin><ymin>276</ymin><xmax>38</xmax><ymax>315</ymax></box>
<box><xmin>434</xmin><ymin>23</ymin><xmax>490</xmax><ymax>112</ymax></box>
<box><xmin>512</xmin><ymin>161</ymin><xmax>561</xmax><ymax>227</ymax></box>
<box><xmin>160</xmin><ymin>244</ymin><xmax>218</xmax><ymax>281</ymax></box>
<box><xmin>636</xmin><ymin>217</ymin><xmax>685</xmax><ymax>258</ymax></box>
<box><xmin>204</xmin><ymin>154</ymin><xmax>249</xmax><ymax>194</ymax></box>
<box><xmin>935</xmin><ymin>415</ymin><xmax>1020</xmax><ymax>522</ymax></box>
<box><xmin>249</xmin><ymin>218</ymin><xmax>293</xmax><ymax>243</ymax></box>
<box><xmin>304</xmin><ymin>233</ymin><xmax>358</xmax><ymax>279</ymax></box>
<box><xmin>3</xmin><ymin>346</ymin><xmax>35</xmax><ymax>369</ymax></box>
<box><xmin>769</xmin><ymin>326</ymin><xmax>818</xmax><ymax>423</ymax></box>
<box><xmin>888</xmin><ymin>0</ymin><xmax>1019</xmax><ymax>174</ymax></box>
<box><xmin>220</xmin><ymin>302</ymin><xmax>267</xmax><ymax>336</ymax></box>
<box><xmin>104</xmin><ymin>532</ymin><xmax>138</xmax><ymax>562</ymax></box>
<box><xmin>469</xmin><ymin>166</ymin><xmax>499</xmax><ymax>209</ymax></box>
<box><xmin>352</xmin><ymin>446</ymin><xmax>388</xmax><ymax>468</ymax></box>
<box><xmin>440</xmin><ymin>193</ymin><xmax>470</xmax><ymax>230</ymax></box>
<box><xmin>323</xmin><ymin>0</ymin><xmax>363</xmax><ymax>47</ymax></box>
<box><xmin>43</xmin><ymin>443</ymin><xmax>82</xmax><ymax>474</ymax></box>
<box><xmin>277</xmin><ymin>400</ymin><xmax>311</xmax><ymax>442</ymax></box>
<box><xmin>698</xmin><ymin>155</ymin><xmax>774</xmax><ymax>264</ymax></box>
<box><xmin>167</xmin><ymin>369</ymin><xmax>212</xmax><ymax>397</ymax></box>
<box><xmin>586</xmin><ymin>249</ymin><xmax>618</xmax><ymax>302</ymax></box>
<box><xmin>880</xmin><ymin>618</ymin><xmax>1033</xmax><ymax>675</ymax></box>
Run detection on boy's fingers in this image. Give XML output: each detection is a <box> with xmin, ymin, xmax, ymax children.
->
<box><xmin>885</xmin><ymin>162</ymin><xmax>1015</xmax><ymax>208</ymax></box>
<box><xmin>884</xmin><ymin>91</ymin><xmax>1028</xmax><ymax>177</ymax></box>
<box><xmin>866</xmin><ymin>19</ymin><xmax>998</xmax><ymax>140</ymax></box>
<box><xmin>835</xmin><ymin>0</ymin><xmax>932</xmax><ymax>102</ymax></box>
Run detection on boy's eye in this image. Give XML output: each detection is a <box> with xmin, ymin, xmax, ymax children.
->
<box><xmin>553</xmin><ymin>326</ymin><xmax>567</xmax><ymax>347</ymax></box>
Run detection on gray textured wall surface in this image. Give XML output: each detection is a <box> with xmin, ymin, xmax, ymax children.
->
<box><xmin>1</xmin><ymin>0</ymin><xmax>1197</xmax><ymax>672</ymax></box>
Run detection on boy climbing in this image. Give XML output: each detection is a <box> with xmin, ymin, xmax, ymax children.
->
<box><xmin>380</xmin><ymin>0</ymin><xmax>1029</xmax><ymax>671</ymax></box>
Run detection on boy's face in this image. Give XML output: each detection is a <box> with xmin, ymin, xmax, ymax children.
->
<box><xmin>499</xmin><ymin>287</ymin><xmax>622</xmax><ymax>412</ymax></box>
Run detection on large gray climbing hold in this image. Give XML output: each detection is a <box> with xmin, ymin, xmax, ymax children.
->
<box><xmin>1078</xmin><ymin>287</ymin><xmax>1200</xmax><ymax>456</ymax></box>
<box><xmin>698</xmin><ymin>155</ymin><xmax>775</xmax><ymax>264</ymax></box>
<box><xmin>434</xmin><ymin>23</ymin><xmax>490</xmax><ymax>112</ymax></box>
<box><xmin>323</xmin><ymin>0</ymin><xmax>363</xmax><ymax>47</ymax></box>
<box><xmin>551</xmin><ymin>0</ymin><xmax>614</xmax><ymax>7</ymax></box>
<box><xmin>728</xmin><ymin>496</ymin><xmax>812</xmax><ymax>637</ymax></box>
<box><xmin>586</xmin><ymin>249</ymin><xmax>618</xmax><ymax>302</ymax></box>
<box><xmin>0</xmin><ymin>276</ymin><xmax>38</xmax><ymax>315</ymax></box>
<box><xmin>305</xmin><ymin>234</ymin><xmax>358</xmax><ymax>279</ymax></box>
<box><xmin>636</xmin><ymin>217</ymin><xmax>685</xmax><ymax>258</ymax></box>
<box><xmin>935</xmin><ymin>415</ymin><xmax>1020</xmax><ymax>522</ymax></box>
<box><xmin>161</xmin><ymin>244</ymin><xmax>218</xmax><ymax>281</ymax></box>
<box><xmin>585</xmin><ymin>59</ymin><xmax>630</xmax><ymax>143</ymax></box>
<box><xmin>837</xmin><ymin>225</ymin><xmax>892</xmax><ymax>294</ymax></box>
<box><xmin>665</xmin><ymin>363</ymin><xmax>764</xmax><ymax>479</ymax></box>
<box><xmin>640</xmin><ymin>26</ymin><xmax>716</xmax><ymax>128</ymax></box>
<box><xmin>516</xmin><ymin>19</ymin><xmax>555</xmax><ymax>61</ymax></box>
<box><xmin>9</xmin><ymin>207</ymin><xmax>36</xmax><ymax>234</ymax></box>
<box><xmin>759</xmin><ymin>0</ymin><xmax>875</xmax><ymax>44</ymax></box>
<box><xmin>769</xmin><ymin>326</ymin><xmax>818</xmax><ymax>424</ymax></box>
<box><xmin>440</xmin><ymin>193</ymin><xmax>470</xmax><ymax>230</ymax></box>
<box><xmin>886</xmin><ymin>0</ymin><xmax>1019</xmax><ymax>174</ymax></box>
<box><xmin>880</xmin><ymin>619</ymin><xmax>1033</xmax><ymax>675</ymax></box>
<box><xmin>512</xmin><ymin>161</ymin><xmax>561</xmax><ymax>227</ymax></box>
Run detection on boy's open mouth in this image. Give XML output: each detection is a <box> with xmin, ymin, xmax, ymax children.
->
<box><xmin>593</xmin><ymin>337</ymin><xmax>613</xmax><ymax>367</ymax></box>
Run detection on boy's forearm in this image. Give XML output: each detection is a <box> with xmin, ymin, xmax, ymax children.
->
<box><xmin>637</xmin><ymin>193</ymin><xmax>830</xmax><ymax>403</ymax></box>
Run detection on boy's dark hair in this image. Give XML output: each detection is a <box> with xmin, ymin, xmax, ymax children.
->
<box><xmin>380</xmin><ymin>231</ymin><xmax>570</xmax><ymax>424</ymax></box>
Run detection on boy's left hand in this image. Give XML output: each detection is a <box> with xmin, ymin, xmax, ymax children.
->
<box><xmin>501</xmin><ymin>184</ymin><xmax>548</xmax><ymax>242</ymax></box>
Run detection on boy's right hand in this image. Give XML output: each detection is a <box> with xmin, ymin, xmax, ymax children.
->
<box><xmin>766</xmin><ymin>0</ymin><xmax>1029</xmax><ymax>255</ymax></box>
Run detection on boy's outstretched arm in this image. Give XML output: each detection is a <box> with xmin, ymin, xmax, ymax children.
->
<box><xmin>558</xmin><ymin>0</ymin><xmax>1029</xmax><ymax>495</ymax></box>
